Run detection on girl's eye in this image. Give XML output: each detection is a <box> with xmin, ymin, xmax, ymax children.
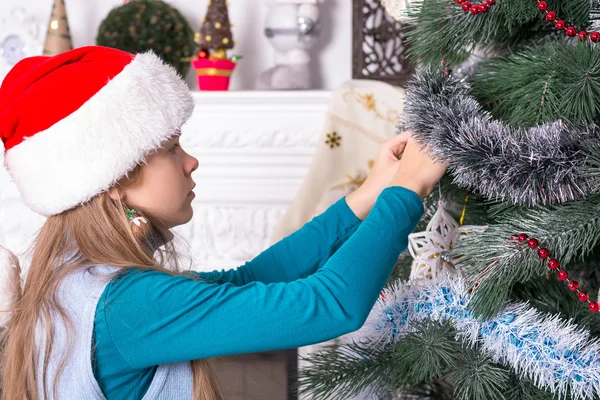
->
<box><xmin>170</xmin><ymin>143</ymin><xmax>180</xmax><ymax>154</ymax></box>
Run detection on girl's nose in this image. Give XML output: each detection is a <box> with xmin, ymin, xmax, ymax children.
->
<box><xmin>189</xmin><ymin>154</ymin><xmax>199</xmax><ymax>174</ymax></box>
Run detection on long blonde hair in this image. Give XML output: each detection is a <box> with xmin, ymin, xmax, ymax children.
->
<box><xmin>0</xmin><ymin>169</ymin><xmax>224</xmax><ymax>400</ymax></box>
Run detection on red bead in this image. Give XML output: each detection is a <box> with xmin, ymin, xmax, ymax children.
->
<box><xmin>555</xmin><ymin>20</ymin><xmax>565</xmax><ymax>30</ymax></box>
<box><xmin>456</xmin><ymin>0</ymin><xmax>464</xmax><ymax>4</ymax></box>
<box><xmin>548</xmin><ymin>258</ymin><xmax>560</xmax><ymax>270</ymax></box>
<box><xmin>479</xmin><ymin>3</ymin><xmax>488</xmax><ymax>12</ymax></box>
<box><xmin>518</xmin><ymin>233</ymin><xmax>528</xmax><ymax>242</ymax></box>
<box><xmin>578</xmin><ymin>291</ymin><xmax>589</xmax><ymax>302</ymax></box>
<box><xmin>558</xmin><ymin>270</ymin><xmax>569</xmax><ymax>280</ymax></box>
<box><xmin>470</xmin><ymin>5</ymin><xmax>479</xmax><ymax>14</ymax></box>
<box><xmin>591</xmin><ymin>31</ymin><xmax>600</xmax><ymax>42</ymax></box>
<box><xmin>537</xmin><ymin>1</ymin><xmax>548</xmax><ymax>11</ymax></box>
<box><xmin>528</xmin><ymin>238</ymin><xmax>539</xmax><ymax>249</ymax></box>
<box><xmin>545</xmin><ymin>11</ymin><xmax>557</xmax><ymax>22</ymax></box>
<box><xmin>589</xmin><ymin>301</ymin><xmax>599</xmax><ymax>312</ymax></box>
<box><xmin>486</xmin><ymin>0</ymin><xmax>495</xmax><ymax>4</ymax></box>
<box><xmin>538</xmin><ymin>248</ymin><xmax>549</xmax><ymax>258</ymax></box>
<box><xmin>462</xmin><ymin>2</ymin><xmax>471</xmax><ymax>11</ymax></box>
<box><xmin>511</xmin><ymin>234</ymin><xmax>519</xmax><ymax>240</ymax></box>
<box><xmin>566</xmin><ymin>26</ymin><xmax>577</xmax><ymax>37</ymax></box>
<box><xmin>578</xmin><ymin>31</ymin><xmax>588</xmax><ymax>41</ymax></box>
<box><xmin>568</xmin><ymin>280</ymin><xmax>579</xmax><ymax>291</ymax></box>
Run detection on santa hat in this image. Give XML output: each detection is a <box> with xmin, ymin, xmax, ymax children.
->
<box><xmin>0</xmin><ymin>45</ymin><xmax>194</xmax><ymax>217</ymax></box>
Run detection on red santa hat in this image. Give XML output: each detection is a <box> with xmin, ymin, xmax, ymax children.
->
<box><xmin>0</xmin><ymin>45</ymin><xmax>194</xmax><ymax>217</ymax></box>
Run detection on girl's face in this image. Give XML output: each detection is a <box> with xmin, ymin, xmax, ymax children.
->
<box><xmin>111</xmin><ymin>133</ymin><xmax>199</xmax><ymax>228</ymax></box>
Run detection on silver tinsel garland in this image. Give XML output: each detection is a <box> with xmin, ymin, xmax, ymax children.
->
<box><xmin>402</xmin><ymin>68</ymin><xmax>600</xmax><ymax>206</ymax></box>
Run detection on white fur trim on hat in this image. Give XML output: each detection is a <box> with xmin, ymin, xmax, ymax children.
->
<box><xmin>5</xmin><ymin>52</ymin><xmax>194</xmax><ymax>217</ymax></box>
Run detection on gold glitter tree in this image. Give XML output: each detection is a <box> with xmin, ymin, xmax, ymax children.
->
<box><xmin>43</xmin><ymin>0</ymin><xmax>73</xmax><ymax>56</ymax></box>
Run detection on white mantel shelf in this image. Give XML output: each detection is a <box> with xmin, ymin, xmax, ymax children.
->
<box><xmin>0</xmin><ymin>91</ymin><xmax>331</xmax><ymax>271</ymax></box>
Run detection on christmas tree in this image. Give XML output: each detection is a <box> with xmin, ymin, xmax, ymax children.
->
<box><xmin>297</xmin><ymin>0</ymin><xmax>600</xmax><ymax>399</ymax></box>
<box><xmin>197</xmin><ymin>0</ymin><xmax>234</xmax><ymax>60</ymax></box>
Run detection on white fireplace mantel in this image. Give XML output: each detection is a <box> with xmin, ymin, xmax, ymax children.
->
<box><xmin>0</xmin><ymin>90</ymin><xmax>331</xmax><ymax>272</ymax></box>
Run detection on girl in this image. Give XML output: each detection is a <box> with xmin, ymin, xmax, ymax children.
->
<box><xmin>0</xmin><ymin>46</ymin><xmax>447</xmax><ymax>400</ymax></box>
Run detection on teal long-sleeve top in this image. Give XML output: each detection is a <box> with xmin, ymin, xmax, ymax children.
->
<box><xmin>92</xmin><ymin>186</ymin><xmax>424</xmax><ymax>399</ymax></box>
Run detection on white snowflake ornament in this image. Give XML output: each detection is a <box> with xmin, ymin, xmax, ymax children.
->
<box><xmin>408</xmin><ymin>201</ymin><xmax>487</xmax><ymax>280</ymax></box>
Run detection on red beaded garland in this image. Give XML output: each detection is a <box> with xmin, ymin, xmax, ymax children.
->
<box><xmin>530</xmin><ymin>0</ymin><xmax>600</xmax><ymax>43</ymax></box>
<box><xmin>558</xmin><ymin>270</ymin><xmax>569</xmax><ymax>280</ymax></box>
<box><xmin>545</xmin><ymin>11</ymin><xmax>556</xmax><ymax>22</ymax></box>
<box><xmin>512</xmin><ymin>233</ymin><xmax>596</xmax><ymax>313</ymax></box>
<box><xmin>456</xmin><ymin>0</ymin><xmax>495</xmax><ymax>15</ymax></box>
<box><xmin>537</xmin><ymin>1</ymin><xmax>548</xmax><ymax>11</ymax></box>
<box><xmin>538</xmin><ymin>248</ymin><xmax>549</xmax><ymax>258</ymax></box>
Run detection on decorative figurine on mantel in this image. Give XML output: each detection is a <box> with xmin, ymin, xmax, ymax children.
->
<box><xmin>0</xmin><ymin>8</ymin><xmax>44</xmax><ymax>84</ymax></box>
<box><xmin>257</xmin><ymin>0</ymin><xmax>323</xmax><ymax>90</ymax></box>
<box><xmin>192</xmin><ymin>0</ymin><xmax>241</xmax><ymax>91</ymax></box>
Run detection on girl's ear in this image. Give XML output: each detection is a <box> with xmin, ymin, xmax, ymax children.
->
<box><xmin>108</xmin><ymin>187</ymin><xmax>123</xmax><ymax>202</ymax></box>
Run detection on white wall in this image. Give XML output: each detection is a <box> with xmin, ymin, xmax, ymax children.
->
<box><xmin>0</xmin><ymin>0</ymin><xmax>352</xmax><ymax>90</ymax></box>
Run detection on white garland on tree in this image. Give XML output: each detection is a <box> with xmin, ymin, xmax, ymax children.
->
<box><xmin>407</xmin><ymin>201</ymin><xmax>487</xmax><ymax>280</ymax></box>
<box><xmin>349</xmin><ymin>278</ymin><xmax>600</xmax><ymax>399</ymax></box>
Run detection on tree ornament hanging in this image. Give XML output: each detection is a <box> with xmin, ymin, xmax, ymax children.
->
<box><xmin>408</xmin><ymin>201</ymin><xmax>487</xmax><ymax>280</ymax></box>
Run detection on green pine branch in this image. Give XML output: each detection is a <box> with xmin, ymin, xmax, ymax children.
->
<box><xmin>296</xmin><ymin>319</ymin><xmax>565</xmax><ymax>399</ymax></box>
<box><xmin>471</xmin><ymin>40</ymin><xmax>600</xmax><ymax>126</ymax></box>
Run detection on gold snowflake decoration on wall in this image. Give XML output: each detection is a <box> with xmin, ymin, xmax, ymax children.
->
<box><xmin>325</xmin><ymin>131</ymin><xmax>342</xmax><ymax>148</ymax></box>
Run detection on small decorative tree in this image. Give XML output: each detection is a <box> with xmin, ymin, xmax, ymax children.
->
<box><xmin>191</xmin><ymin>0</ymin><xmax>240</xmax><ymax>90</ymax></box>
<box><xmin>43</xmin><ymin>0</ymin><xmax>73</xmax><ymax>56</ymax></box>
<box><xmin>197</xmin><ymin>0</ymin><xmax>234</xmax><ymax>60</ymax></box>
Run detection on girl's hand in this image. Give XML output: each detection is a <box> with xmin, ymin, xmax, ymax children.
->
<box><xmin>346</xmin><ymin>131</ymin><xmax>411</xmax><ymax>220</ymax></box>
<box><xmin>390</xmin><ymin>136</ymin><xmax>448</xmax><ymax>198</ymax></box>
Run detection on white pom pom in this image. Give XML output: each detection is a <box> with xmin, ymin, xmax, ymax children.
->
<box><xmin>0</xmin><ymin>245</ymin><xmax>22</xmax><ymax>326</ymax></box>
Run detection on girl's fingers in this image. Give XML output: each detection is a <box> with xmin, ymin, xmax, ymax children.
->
<box><xmin>387</xmin><ymin>131</ymin><xmax>412</xmax><ymax>159</ymax></box>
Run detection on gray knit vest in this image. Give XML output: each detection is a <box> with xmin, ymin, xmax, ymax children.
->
<box><xmin>35</xmin><ymin>265</ymin><xmax>193</xmax><ymax>399</ymax></box>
